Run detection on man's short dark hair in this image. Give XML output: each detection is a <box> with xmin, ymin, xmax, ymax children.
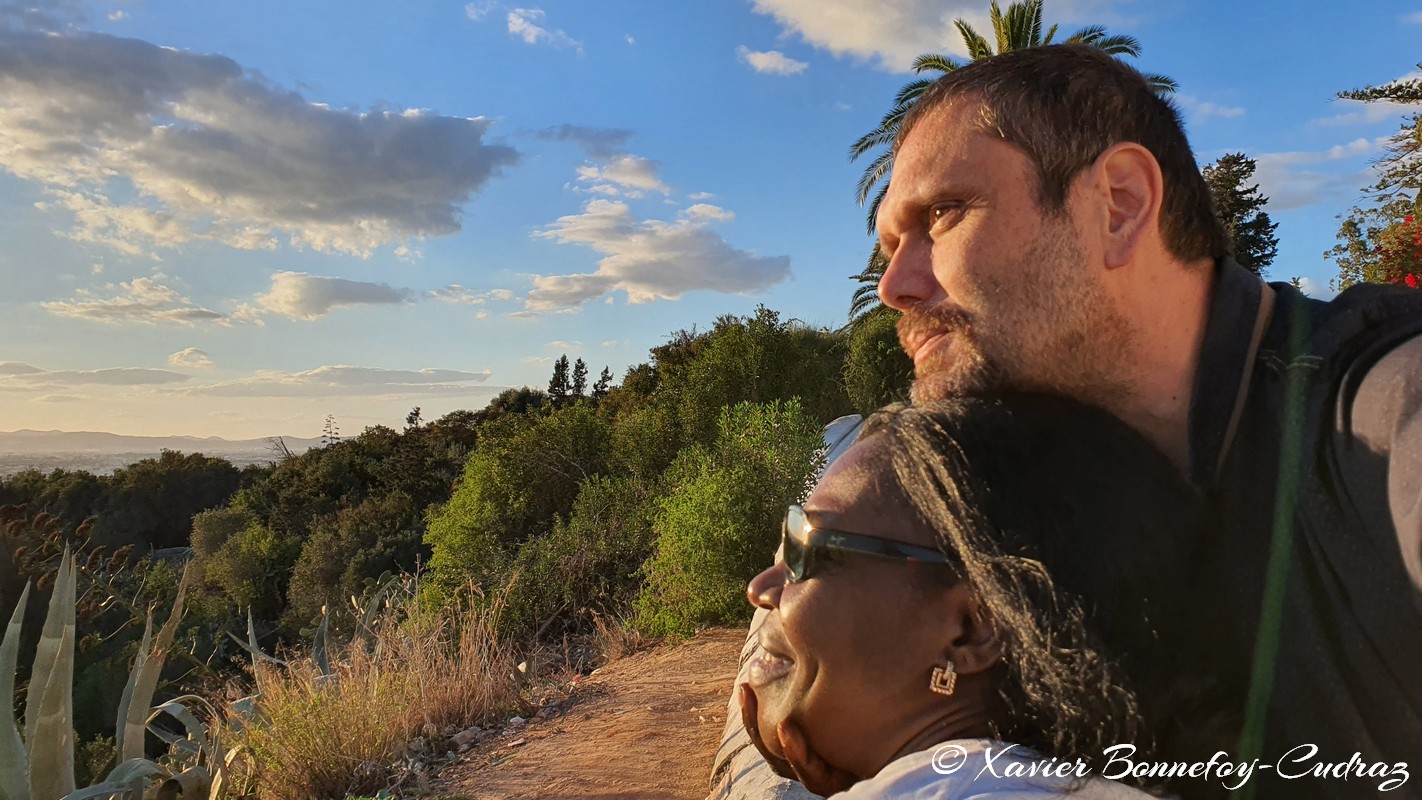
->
<box><xmin>897</xmin><ymin>44</ymin><xmax>1229</xmax><ymax>265</ymax></box>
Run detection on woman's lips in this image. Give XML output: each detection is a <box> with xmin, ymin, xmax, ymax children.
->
<box><xmin>747</xmin><ymin>648</ymin><xmax>794</xmax><ymax>688</ymax></box>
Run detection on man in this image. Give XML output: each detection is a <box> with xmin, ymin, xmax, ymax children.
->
<box><xmin>713</xmin><ymin>44</ymin><xmax>1422</xmax><ymax>799</ymax></box>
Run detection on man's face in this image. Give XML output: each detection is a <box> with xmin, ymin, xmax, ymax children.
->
<box><xmin>876</xmin><ymin>102</ymin><xmax>1134</xmax><ymax>403</ymax></box>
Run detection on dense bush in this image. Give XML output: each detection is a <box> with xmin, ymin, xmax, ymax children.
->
<box><xmin>501</xmin><ymin>474</ymin><xmax>660</xmax><ymax>637</ymax></box>
<box><xmin>424</xmin><ymin>402</ymin><xmax>613</xmax><ymax>595</ymax></box>
<box><xmin>843</xmin><ymin>305</ymin><xmax>914</xmax><ymax>414</ymax></box>
<box><xmin>635</xmin><ymin>400</ymin><xmax>824</xmax><ymax>637</ymax></box>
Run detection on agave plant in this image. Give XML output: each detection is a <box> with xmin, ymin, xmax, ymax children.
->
<box><xmin>1</xmin><ymin>553</ymin><xmax>240</xmax><ymax>800</ymax></box>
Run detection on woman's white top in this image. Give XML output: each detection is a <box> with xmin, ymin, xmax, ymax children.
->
<box><xmin>836</xmin><ymin>739</ymin><xmax>1160</xmax><ymax>799</ymax></box>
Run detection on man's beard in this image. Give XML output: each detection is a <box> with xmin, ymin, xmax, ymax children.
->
<box><xmin>896</xmin><ymin>225</ymin><xmax>1135</xmax><ymax>406</ymax></box>
<box><xmin>897</xmin><ymin>304</ymin><xmax>1006</xmax><ymax>402</ymax></box>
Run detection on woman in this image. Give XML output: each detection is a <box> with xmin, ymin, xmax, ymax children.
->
<box><xmin>739</xmin><ymin>395</ymin><xmax>1240</xmax><ymax>798</ymax></box>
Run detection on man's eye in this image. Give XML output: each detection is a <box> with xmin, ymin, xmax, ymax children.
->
<box><xmin>929</xmin><ymin>204</ymin><xmax>962</xmax><ymax>225</ymax></box>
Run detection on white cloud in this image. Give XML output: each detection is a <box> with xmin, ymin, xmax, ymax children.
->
<box><xmin>683</xmin><ymin>203</ymin><xmax>734</xmax><ymax>222</ymax></box>
<box><xmin>0</xmin><ymin>362</ymin><xmax>189</xmax><ymax>388</ymax></box>
<box><xmin>32</xmin><ymin>394</ymin><xmax>83</xmax><ymax>403</ymax></box>
<box><xmin>465</xmin><ymin>1</ymin><xmax>497</xmax><ymax>20</ymax></box>
<box><xmin>575</xmin><ymin>155</ymin><xmax>669</xmax><ymax>197</ymax></box>
<box><xmin>1403</xmin><ymin>11</ymin><xmax>1422</xmax><ymax>23</ymax></box>
<box><xmin>1314</xmin><ymin>69</ymin><xmax>1422</xmax><ymax>127</ymax></box>
<box><xmin>687</xmin><ymin>191</ymin><xmax>716</xmax><ymax>201</ymax></box>
<box><xmin>106</xmin><ymin>10</ymin><xmax>127</xmax><ymax>21</ymax></box>
<box><xmin>524</xmin><ymin>199</ymin><xmax>790</xmax><ymax>312</ymax></box>
<box><xmin>168</xmin><ymin>348</ymin><xmax>215</xmax><ymax>369</ymax></box>
<box><xmin>40</xmin><ymin>277</ymin><xmax>227</xmax><ymax>325</ymax></box>
<box><xmin>427</xmin><ymin>285</ymin><xmax>511</xmax><ymax>305</ymax></box>
<box><xmin>507</xmin><ymin>8</ymin><xmax>582</xmax><ymax>50</ymax></box>
<box><xmin>537</xmin><ymin>124</ymin><xmax>634</xmax><ymax>159</ymax></box>
<box><xmin>255</xmin><ymin>272</ymin><xmax>413</xmax><ymax>320</ymax></box>
<box><xmin>187</xmin><ymin>366</ymin><xmax>494</xmax><ymax>398</ymax></box>
<box><xmin>1175</xmin><ymin>94</ymin><xmax>1245</xmax><ymax>123</ymax></box>
<box><xmin>601</xmin><ymin>340</ymin><xmax>623</xmax><ymax>347</ymax></box>
<box><xmin>0</xmin><ymin>26</ymin><xmax>518</xmax><ymax>257</ymax></box>
<box><xmin>736</xmin><ymin>46</ymin><xmax>808</xmax><ymax>76</ymax></box>
<box><xmin>748</xmin><ymin>0</ymin><xmax>987</xmax><ymax>72</ymax></box>
<box><xmin>748</xmin><ymin>0</ymin><xmax>1129</xmax><ymax>72</ymax></box>
<box><xmin>1293</xmin><ymin>277</ymin><xmax>1337</xmax><ymax>299</ymax></box>
<box><xmin>546</xmin><ymin>340</ymin><xmax>582</xmax><ymax>349</ymax></box>
<box><xmin>1253</xmin><ymin>137</ymin><xmax>1386</xmax><ymax>211</ymax></box>
<box><xmin>626</xmin><ymin>34</ymin><xmax>635</xmax><ymax>45</ymax></box>
<box><xmin>522</xmin><ymin>355</ymin><xmax>554</xmax><ymax>364</ymax></box>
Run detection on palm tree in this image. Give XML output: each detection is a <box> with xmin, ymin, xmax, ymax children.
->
<box><xmin>847</xmin><ymin>0</ymin><xmax>1175</xmax><ymax>322</ymax></box>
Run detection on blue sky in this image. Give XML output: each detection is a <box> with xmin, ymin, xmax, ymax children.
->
<box><xmin>1</xmin><ymin>0</ymin><xmax>1417</xmax><ymax>438</ymax></box>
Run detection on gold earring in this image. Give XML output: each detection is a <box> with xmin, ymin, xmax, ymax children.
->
<box><xmin>930</xmin><ymin>660</ymin><xmax>957</xmax><ymax>696</ymax></box>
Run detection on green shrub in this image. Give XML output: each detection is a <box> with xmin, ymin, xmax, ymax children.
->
<box><xmin>203</xmin><ymin>521</ymin><xmax>300</xmax><ymax>620</ymax></box>
<box><xmin>634</xmin><ymin>400</ymin><xmax>824</xmax><ymax>637</ymax></box>
<box><xmin>424</xmin><ymin>403</ymin><xmax>611</xmax><ymax>596</ymax></box>
<box><xmin>285</xmin><ymin>493</ymin><xmax>424</xmax><ymax>631</ymax></box>
<box><xmin>843</xmin><ymin>305</ymin><xmax>914</xmax><ymax>414</ymax></box>
<box><xmin>502</xmin><ymin>475</ymin><xmax>659</xmax><ymax>638</ymax></box>
<box><xmin>191</xmin><ymin>506</ymin><xmax>256</xmax><ymax>559</ymax></box>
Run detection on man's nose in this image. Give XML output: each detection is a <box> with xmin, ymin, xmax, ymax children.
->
<box><xmin>747</xmin><ymin>562</ymin><xmax>786</xmax><ymax>610</ymax></box>
<box><xmin>877</xmin><ymin>240</ymin><xmax>939</xmax><ymax>312</ymax></box>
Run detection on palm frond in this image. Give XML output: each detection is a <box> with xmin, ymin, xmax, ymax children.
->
<box><xmin>849</xmin><ymin>283</ymin><xmax>882</xmax><ymax>321</ymax></box>
<box><xmin>912</xmin><ymin>53</ymin><xmax>959</xmax><ymax>75</ymax></box>
<box><xmin>893</xmin><ymin>76</ymin><xmax>936</xmax><ymax>106</ymax></box>
<box><xmin>1041</xmin><ymin>22</ymin><xmax>1059</xmax><ymax>44</ymax></box>
<box><xmin>848</xmin><ymin>244</ymin><xmax>890</xmax><ymax>321</ymax></box>
<box><xmin>855</xmin><ymin>148</ymin><xmax>895</xmax><ymax>211</ymax></box>
<box><xmin>954</xmin><ymin>19</ymin><xmax>994</xmax><ymax>60</ymax></box>
<box><xmin>848</xmin><ymin>127</ymin><xmax>896</xmax><ymax>162</ymax></box>
<box><xmin>1027</xmin><ymin>2</ymin><xmax>1045</xmax><ymax>46</ymax></box>
<box><xmin>1065</xmin><ymin>24</ymin><xmax>1108</xmax><ymax>45</ymax></box>
<box><xmin>865</xmin><ymin>181</ymin><xmax>890</xmax><ymax>236</ymax></box>
<box><xmin>1083</xmin><ymin>32</ymin><xmax>1143</xmax><ymax>56</ymax></box>
<box><xmin>988</xmin><ymin>0</ymin><xmax>1010</xmax><ymax>54</ymax></box>
<box><xmin>1144</xmin><ymin>72</ymin><xmax>1179</xmax><ymax>95</ymax></box>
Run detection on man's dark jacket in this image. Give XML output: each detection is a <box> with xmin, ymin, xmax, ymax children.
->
<box><xmin>1190</xmin><ymin>260</ymin><xmax>1422</xmax><ymax>799</ymax></box>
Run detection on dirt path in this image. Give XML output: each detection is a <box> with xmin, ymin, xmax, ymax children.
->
<box><xmin>435</xmin><ymin>628</ymin><xmax>743</xmax><ymax>800</ymax></box>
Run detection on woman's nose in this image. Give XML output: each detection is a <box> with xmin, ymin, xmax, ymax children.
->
<box><xmin>746</xmin><ymin>562</ymin><xmax>786</xmax><ymax>610</ymax></box>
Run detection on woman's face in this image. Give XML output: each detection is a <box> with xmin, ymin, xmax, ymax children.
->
<box><xmin>745</xmin><ymin>438</ymin><xmax>969</xmax><ymax>778</ymax></box>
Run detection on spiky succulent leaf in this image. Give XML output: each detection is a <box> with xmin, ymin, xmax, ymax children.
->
<box><xmin>1</xmin><ymin>583</ymin><xmax>31</xmax><ymax>800</ymax></box>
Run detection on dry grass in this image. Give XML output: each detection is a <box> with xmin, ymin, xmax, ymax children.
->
<box><xmin>589</xmin><ymin>611</ymin><xmax>653</xmax><ymax>664</ymax></box>
<box><xmin>234</xmin><ymin>594</ymin><xmax>519</xmax><ymax>800</ymax></box>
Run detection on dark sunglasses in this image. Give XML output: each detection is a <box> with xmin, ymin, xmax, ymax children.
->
<box><xmin>780</xmin><ymin>504</ymin><xmax>954</xmax><ymax>583</ymax></box>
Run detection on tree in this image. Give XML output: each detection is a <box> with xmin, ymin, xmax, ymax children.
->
<box><xmin>404</xmin><ymin>406</ymin><xmax>423</xmax><ymax>431</ymax></box>
<box><xmin>321</xmin><ymin>414</ymin><xmax>340</xmax><ymax>447</ymax></box>
<box><xmin>634</xmin><ymin>400</ymin><xmax>825</xmax><ymax>636</ymax></box>
<box><xmin>1202</xmin><ymin>153</ymin><xmax>1279</xmax><ymax>276</ymax></box>
<box><xmin>847</xmin><ymin>0</ymin><xmax>1174</xmax><ymax>320</ymax></box>
<box><xmin>1327</xmin><ymin>66</ymin><xmax>1422</xmax><ymax>290</ymax></box>
<box><xmin>1329</xmin><ymin>209</ymin><xmax>1422</xmax><ymax>290</ymax></box>
<box><xmin>591</xmin><ymin>366</ymin><xmax>613</xmax><ymax>400</ymax></box>
<box><xmin>571</xmin><ymin>357</ymin><xmax>589</xmax><ymax>397</ymax></box>
<box><xmin>548</xmin><ymin>354</ymin><xmax>571</xmax><ymax>403</ymax></box>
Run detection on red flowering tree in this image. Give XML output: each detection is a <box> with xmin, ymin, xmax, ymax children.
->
<box><xmin>1375</xmin><ymin>214</ymin><xmax>1422</xmax><ymax>288</ymax></box>
<box><xmin>1327</xmin><ymin>68</ymin><xmax>1421</xmax><ymax>291</ymax></box>
<box><xmin>1329</xmin><ymin>202</ymin><xmax>1422</xmax><ymax>291</ymax></box>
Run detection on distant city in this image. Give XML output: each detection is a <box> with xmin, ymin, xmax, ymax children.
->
<box><xmin>0</xmin><ymin>430</ymin><xmax>323</xmax><ymax>476</ymax></box>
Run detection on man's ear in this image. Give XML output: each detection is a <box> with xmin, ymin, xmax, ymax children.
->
<box><xmin>1091</xmin><ymin>142</ymin><xmax>1164</xmax><ymax>271</ymax></box>
<box><xmin>938</xmin><ymin>582</ymin><xmax>1004</xmax><ymax>675</ymax></box>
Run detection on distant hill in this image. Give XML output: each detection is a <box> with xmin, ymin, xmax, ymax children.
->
<box><xmin>0</xmin><ymin>430</ymin><xmax>324</xmax><ymax>475</ymax></box>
